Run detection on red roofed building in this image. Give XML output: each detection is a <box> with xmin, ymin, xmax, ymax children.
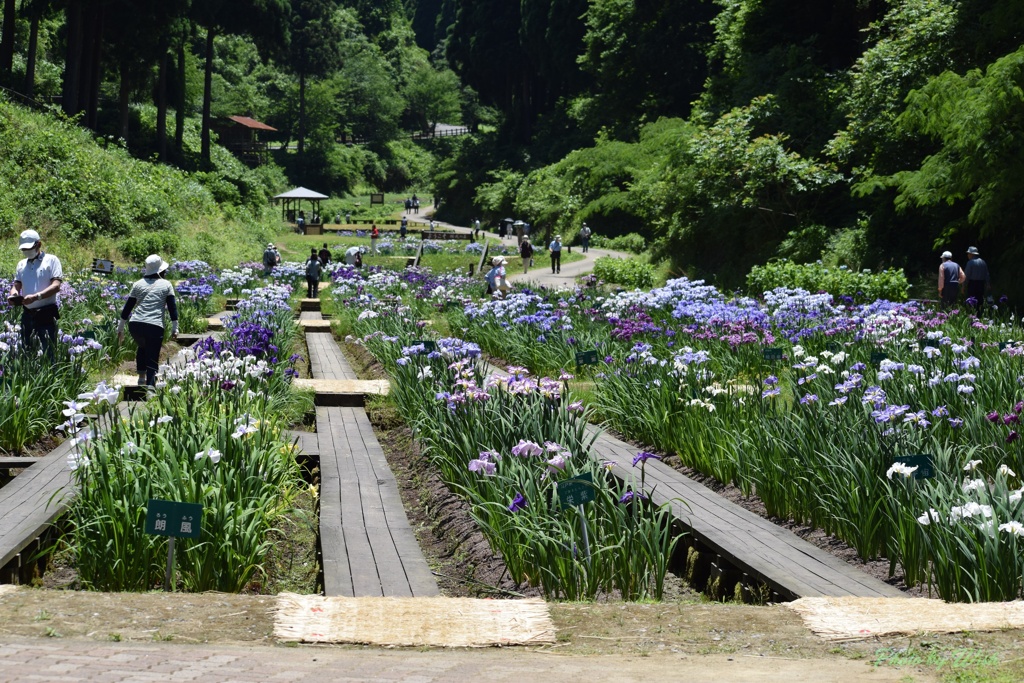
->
<box><xmin>212</xmin><ymin>115</ymin><xmax>278</xmax><ymax>166</ymax></box>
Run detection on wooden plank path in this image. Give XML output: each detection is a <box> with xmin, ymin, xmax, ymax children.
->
<box><xmin>307</xmin><ymin>332</ymin><xmax>438</xmax><ymax>597</ymax></box>
<box><xmin>482</xmin><ymin>362</ymin><xmax>902</xmax><ymax>600</ymax></box>
<box><xmin>0</xmin><ymin>405</ymin><xmax>131</xmax><ymax>583</ymax></box>
<box><xmin>585</xmin><ymin>425</ymin><xmax>906</xmax><ymax>600</ymax></box>
<box><xmin>0</xmin><ymin>335</ymin><xmax>216</xmax><ymax>584</ymax></box>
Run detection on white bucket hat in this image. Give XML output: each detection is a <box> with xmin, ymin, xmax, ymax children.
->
<box><xmin>144</xmin><ymin>254</ymin><xmax>169</xmax><ymax>276</ymax></box>
<box><xmin>19</xmin><ymin>229</ymin><xmax>40</xmax><ymax>249</ymax></box>
<box><xmin>940</xmin><ymin>251</ymin><xmax>952</xmax><ymax>259</ymax></box>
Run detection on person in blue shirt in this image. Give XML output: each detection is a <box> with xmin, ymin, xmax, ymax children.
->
<box><xmin>549</xmin><ymin>235</ymin><xmax>562</xmax><ymax>274</ymax></box>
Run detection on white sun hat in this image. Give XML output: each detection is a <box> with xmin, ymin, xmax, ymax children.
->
<box><xmin>144</xmin><ymin>254</ymin><xmax>169</xmax><ymax>276</ymax></box>
<box><xmin>19</xmin><ymin>229</ymin><xmax>40</xmax><ymax>249</ymax></box>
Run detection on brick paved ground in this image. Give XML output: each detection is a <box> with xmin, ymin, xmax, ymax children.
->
<box><xmin>0</xmin><ymin>637</ymin><xmax>921</xmax><ymax>683</ymax></box>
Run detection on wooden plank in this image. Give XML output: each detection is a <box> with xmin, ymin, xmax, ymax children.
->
<box><xmin>0</xmin><ymin>457</ymin><xmax>42</xmax><ymax>469</ymax></box>
<box><xmin>300</xmin><ymin>320</ymin><xmax>332</xmax><ymax>332</ymax></box>
<box><xmin>584</xmin><ymin>424</ymin><xmax>906</xmax><ymax>599</ymax></box>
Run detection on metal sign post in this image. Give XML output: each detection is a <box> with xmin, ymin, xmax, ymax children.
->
<box><xmin>557</xmin><ymin>473</ymin><xmax>596</xmax><ymax>563</ymax></box>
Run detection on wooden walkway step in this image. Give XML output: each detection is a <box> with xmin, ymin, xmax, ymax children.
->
<box><xmin>317</xmin><ymin>406</ymin><xmax>438</xmax><ymax>598</ymax></box>
<box><xmin>585</xmin><ymin>425</ymin><xmax>906</xmax><ymax>600</ymax></box>
<box><xmin>299</xmin><ymin>298</ymin><xmax>322</xmax><ymax>312</ymax></box>
<box><xmin>291</xmin><ymin>379</ymin><xmax>390</xmax><ymax>406</ymax></box>
<box><xmin>300</xmin><ymin>320</ymin><xmax>332</xmax><ymax>332</ymax></box>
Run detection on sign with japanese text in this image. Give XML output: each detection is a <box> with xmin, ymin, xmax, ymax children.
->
<box><xmin>145</xmin><ymin>499</ymin><xmax>203</xmax><ymax>540</ymax></box>
<box><xmin>558</xmin><ymin>472</ymin><xmax>596</xmax><ymax>509</ymax></box>
<box><xmin>575</xmin><ymin>350</ymin><xmax>599</xmax><ymax>367</ymax></box>
<box><xmin>762</xmin><ymin>348</ymin><xmax>783</xmax><ymax>362</ymax></box>
<box><xmin>893</xmin><ymin>454</ymin><xmax>935</xmax><ymax>480</ymax></box>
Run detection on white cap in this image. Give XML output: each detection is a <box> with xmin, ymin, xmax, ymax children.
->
<box><xmin>555</xmin><ymin>235</ymin><xmax>562</xmax><ymax>241</ymax></box>
<box><xmin>941</xmin><ymin>250</ymin><xmax>952</xmax><ymax>259</ymax></box>
<box><xmin>19</xmin><ymin>229</ymin><xmax>40</xmax><ymax>249</ymax></box>
<box><xmin>492</xmin><ymin>256</ymin><xmax>505</xmax><ymax>265</ymax></box>
<box><xmin>143</xmin><ymin>254</ymin><xmax>169</xmax><ymax>276</ymax></box>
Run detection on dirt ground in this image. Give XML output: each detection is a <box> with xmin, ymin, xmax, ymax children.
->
<box><xmin>6</xmin><ymin>587</ymin><xmax>1024</xmax><ymax>681</ymax></box>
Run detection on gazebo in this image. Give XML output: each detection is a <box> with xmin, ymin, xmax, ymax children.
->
<box><xmin>273</xmin><ymin>187</ymin><xmax>329</xmax><ymax>233</ymax></box>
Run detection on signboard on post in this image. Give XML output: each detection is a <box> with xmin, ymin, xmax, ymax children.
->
<box><xmin>762</xmin><ymin>348</ymin><xmax>783</xmax><ymax>362</ymax></box>
<box><xmin>870</xmin><ymin>350</ymin><xmax>888</xmax><ymax>366</ymax></box>
<box><xmin>893</xmin><ymin>454</ymin><xmax>935</xmax><ymax>480</ymax></box>
<box><xmin>146</xmin><ymin>499</ymin><xmax>203</xmax><ymax>539</ymax></box>
<box><xmin>575</xmin><ymin>350</ymin><xmax>598</xmax><ymax>367</ymax></box>
<box><xmin>557</xmin><ymin>472</ymin><xmax>596</xmax><ymax>509</ymax></box>
<box><xmin>370</xmin><ymin>193</ymin><xmax>385</xmax><ymax>205</ymax></box>
<box><xmin>146</xmin><ymin>499</ymin><xmax>203</xmax><ymax>592</ymax></box>
<box><xmin>410</xmin><ymin>339</ymin><xmax>437</xmax><ymax>353</ymax></box>
<box><xmin>91</xmin><ymin>258</ymin><xmax>114</xmax><ymax>274</ymax></box>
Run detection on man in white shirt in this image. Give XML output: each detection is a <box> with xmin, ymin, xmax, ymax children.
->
<box><xmin>8</xmin><ymin>229</ymin><xmax>63</xmax><ymax>355</ymax></box>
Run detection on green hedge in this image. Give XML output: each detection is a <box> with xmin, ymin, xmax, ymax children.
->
<box><xmin>746</xmin><ymin>259</ymin><xmax>910</xmax><ymax>302</ymax></box>
<box><xmin>592</xmin><ymin>256</ymin><xmax>655</xmax><ymax>289</ymax></box>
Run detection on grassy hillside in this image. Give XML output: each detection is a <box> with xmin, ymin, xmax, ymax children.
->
<box><xmin>0</xmin><ymin>97</ymin><xmax>282</xmax><ymax>274</ymax></box>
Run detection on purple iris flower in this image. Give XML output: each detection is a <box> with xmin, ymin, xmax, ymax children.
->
<box><xmin>508</xmin><ymin>492</ymin><xmax>528</xmax><ymax>513</ymax></box>
<box><xmin>632</xmin><ymin>451</ymin><xmax>661</xmax><ymax>467</ymax></box>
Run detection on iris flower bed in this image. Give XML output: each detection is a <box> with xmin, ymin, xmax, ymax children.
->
<box><xmin>351</xmin><ymin>308</ymin><xmax>679</xmax><ymax>600</ymax></box>
<box><xmin>62</xmin><ymin>282</ymin><xmax>304</xmax><ymax>592</ymax></box>
<box><xmin>338</xmin><ymin>264</ymin><xmax>1024</xmax><ymax>602</ymax></box>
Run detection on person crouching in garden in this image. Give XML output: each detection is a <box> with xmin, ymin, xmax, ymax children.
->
<box><xmin>305</xmin><ymin>248</ymin><xmax>323</xmax><ymax>298</ymax></box>
<box><xmin>520</xmin><ymin>238</ymin><xmax>534</xmax><ymax>274</ymax></box>
<box><xmin>485</xmin><ymin>256</ymin><xmax>507</xmax><ymax>298</ymax></box>
<box><xmin>118</xmin><ymin>254</ymin><xmax>177</xmax><ymax>387</ymax></box>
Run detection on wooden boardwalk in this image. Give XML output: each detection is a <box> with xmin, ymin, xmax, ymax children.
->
<box><xmin>586</xmin><ymin>426</ymin><xmax>905</xmax><ymax>600</ymax></box>
<box><xmin>307</xmin><ymin>332</ymin><xmax>359</xmax><ymax>381</ymax></box>
<box><xmin>307</xmin><ymin>332</ymin><xmax>438</xmax><ymax>597</ymax></box>
<box><xmin>317</xmin><ymin>406</ymin><xmax>437</xmax><ymax>597</ymax></box>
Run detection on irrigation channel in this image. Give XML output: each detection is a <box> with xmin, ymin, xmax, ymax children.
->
<box><xmin>0</xmin><ymin>296</ymin><xmax>904</xmax><ymax>601</ymax></box>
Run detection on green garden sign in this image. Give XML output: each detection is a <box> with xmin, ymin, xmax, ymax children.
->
<box><xmin>146</xmin><ymin>499</ymin><xmax>203</xmax><ymax>592</ymax></box>
<box><xmin>411</xmin><ymin>339</ymin><xmax>437</xmax><ymax>353</ymax></box>
<box><xmin>893</xmin><ymin>454</ymin><xmax>935</xmax><ymax>480</ymax></box>
<box><xmin>575</xmin><ymin>350</ymin><xmax>598</xmax><ymax>367</ymax></box>
<box><xmin>762</xmin><ymin>348</ymin><xmax>783</xmax><ymax>362</ymax></box>
<box><xmin>919</xmin><ymin>339</ymin><xmax>938</xmax><ymax>350</ymax></box>
<box><xmin>558</xmin><ymin>472</ymin><xmax>595</xmax><ymax>509</ymax></box>
<box><xmin>870</xmin><ymin>351</ymin><xmax>887</xmax><ymax>366</ymax></box>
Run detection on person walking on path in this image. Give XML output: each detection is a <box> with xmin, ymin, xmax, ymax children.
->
<box><xmin>318</xmin><ymin>243</ymin><xmax>331</xmax><ymax>281</ymax></box>
<box><xmin>117</xmin><ymin>254</ymin><xmax>177</xmax><ymax>387</ymax></box>
<box><xmin>485</xmin><ymin>256</ymin><xmax>507</xmax><ymax>297</ymax></box>
<box><xmin>939</xmin><ymin>250</ymin><xmax>965</xmax><ymax>308</ymax></box>
<box><xmin>519</xmin><ymin>238</ymin><xmax>534</xmax><ymax>274</ymax></box>
<box><xmin>8</xmin><ymin>229</ymin><xmax>63</xmax><ymax>356</ymax></box>
<box><xmin>305</xmin><ymin>248</ymin><xmax>323</xmax><ymax>298</ymax></box>
<box><xmin>400</xmin><ymin>216</ymin><xmax>408</xmax><ymax>239</ymax></box>
<box><xmin>549</xmin><ymin>235</ymin><xmax>563</xmax><ymax>274</ymax></box>
<box><xmin>474</xmin><ymin>218</ymin><xmax>481</xmax><ymax>239</ymax></box>
<box><xmin>262</xmin><ymin>242</ymin><xmax>278</xmax><ymax>275</ymax></box>
<box><xmin>964</xmin><ymin>246</ymin><xmax>990</xmax><ymax>311</ymax></box>
<box><xmin>370</xmin><ymin>224</ymin><xmax>380</xmax><ymax>254</ymax></box>
<box><xmin>580</xmin><ymin>223</ymin><xmax>592</xmax><ymax>253</ymax></box>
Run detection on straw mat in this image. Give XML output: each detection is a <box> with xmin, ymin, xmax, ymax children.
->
<box><xmin>787</xmin><ymin>596</ymin><xmax>1024</xmax><ymax>641</ymax></box>
<box><xmin>274</xmin><ymin>593</ymin><xmax>556</xmax><ymax>647</ymax></box>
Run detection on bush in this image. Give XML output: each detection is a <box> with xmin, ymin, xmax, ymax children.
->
<box><xmin>746</xmin><ymin>259</ymin><xmax>910</xmax><ymax>302</ymax></box>
<box><xmin>593</xmin><ymin>256</ymin><xmax>655</xmax><ymax>289</ymax></box>
<box><xmin>590</xmin><ymin>232</ymin><xmax>646</xmax><ymax>254</ymax></box>
<box><xmin>119</xmin><ymin>231</ymin><xmax>180</xmax><ymax>262</ymax></box>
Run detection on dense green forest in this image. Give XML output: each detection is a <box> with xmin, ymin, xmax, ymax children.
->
<box><xmin>1</xmin><ymin>1</ymin><xmax>1023</xmax><ymax>294</ymax></box>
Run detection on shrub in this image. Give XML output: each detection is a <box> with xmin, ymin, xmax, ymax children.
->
<box><xmin>746</xmin><ymin>259</ymin><xmax>910</xmax><ymax>302</ymax></box>
<box><xmin>592</xmin><ymin>256</ymin><xmax>655</xmax><ymax>289</ymax></box>
<box><xmin>590</xmin><ymin>232</ymin><xmax>646</xmax><ymax>254</ymax></box>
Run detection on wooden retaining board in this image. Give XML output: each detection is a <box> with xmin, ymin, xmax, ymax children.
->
<box><xmin>317</xmin><ymin>406</ymin><xmax>438</xmax><ymax>598</ymax></box>
<box><xmin>584</xmin><ymin>425</ymin><xmax>907</xmax><ymax>600</ymax></box>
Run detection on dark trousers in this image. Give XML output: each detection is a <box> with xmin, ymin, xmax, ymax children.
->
<box><xmin>941</xmin><ymin>283</ymin><xmax>959</xmax><ymax>308</ymax></box>
<box><xmin>20</xmin><ymin>305</ymin><xmax>58</xmax><ymax>357</ymax></box>
<box><xmin>129</xmin><ymin>321</ymin><xmax>164</xmax><ymax>386</ymax></box>
<box><xmin>966</xmin><ymin>280</ymin><xmax>986</xmax><ymax>309</ymax></box>
<box><xmin>582</xmin><ymin>237</ymin><xmax>589</xmax><ymax>253</ymax></box>
<box><xmin>551</xmin><ymin>250</ymin><xmax>561</xmax><ymax>273</ymax></box>
<box><xmin>306</xmin><ymin>276</ymin><xmax>320</xmax><ymax>298</ymax></box>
